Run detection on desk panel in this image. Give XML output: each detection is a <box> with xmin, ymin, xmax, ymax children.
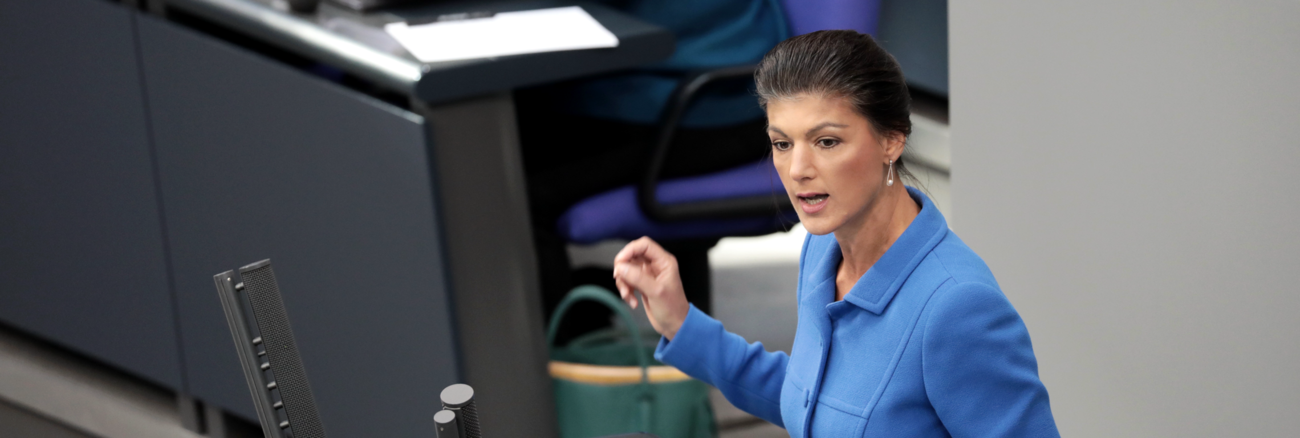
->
<box><xmin>138</xmin><ymin>15</ymin><xmax>457</xmax><ymax>437</ymax></box>
<box><xmin>0</xmin><ymin>0</ymin><xmax>182</xmax><ymax>389</ymax></box>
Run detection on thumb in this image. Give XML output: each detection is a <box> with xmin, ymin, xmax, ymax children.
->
<box><xmin>614</xmin><ymin>262</ymin><xmax>658</xmax><ymax>296</ymax></box>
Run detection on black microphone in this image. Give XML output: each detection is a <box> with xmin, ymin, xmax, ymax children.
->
<box><xmin>434</xmin><ymin>409</ymin><xmax>460</xmax><ymax>438</ymax></box>
<box><xmin>440</xmin><ymin>384</ymin><xmax>482</xmax><ymax>438</ymax></box>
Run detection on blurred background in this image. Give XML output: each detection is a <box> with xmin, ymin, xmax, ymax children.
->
<box><xmin>1</xmin><ymin>0</ymin><xmax>1297</xmax><ymax>437</ymax></box>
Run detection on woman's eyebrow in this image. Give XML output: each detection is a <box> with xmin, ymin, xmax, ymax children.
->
<box><xmin>766</xmin><ymin>125</ymin><xmax>788</xmax><ymax>137</ymax></box>
<box><xmin>804</xmin><ymin>122</ymin><xmax>849</xmax><ymax>137</ymax></box>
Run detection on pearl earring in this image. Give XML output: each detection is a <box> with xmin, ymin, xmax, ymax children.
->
<box><xmin>886</xmin><ymin>160</ymin><xmax>895</xmax><ymax>187</ymax></box>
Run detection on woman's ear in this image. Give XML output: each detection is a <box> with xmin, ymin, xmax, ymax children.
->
<box><xmin>884</xmin><ymin>131</ymin><xmax>907</xmax><ymax>161</ymax></box>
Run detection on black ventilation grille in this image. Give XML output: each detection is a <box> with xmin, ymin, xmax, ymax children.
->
<box><xmin>241</xmin><ymin>263</ymin><xmax>327</xmax><ymax>438</ymax></box>
<box><xmin>459</xmin><ymin>400</ymin><xmax>481</xmax><ymax>438</ymax></box>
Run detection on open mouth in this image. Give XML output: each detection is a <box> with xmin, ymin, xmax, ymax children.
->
<box><xmin>798</xmin><ymin>194</ymin><xmax>829</xmax><ymax>205</ymax></box>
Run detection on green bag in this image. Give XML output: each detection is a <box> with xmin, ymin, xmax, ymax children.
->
<box><xmin>547</xmin><ymin>286</ymin><xmax>717</xmax><ymax>438</ymax></box>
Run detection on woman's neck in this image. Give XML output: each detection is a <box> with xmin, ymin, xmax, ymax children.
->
<box><xmin>834</xmin><ymin>185</ymin><xmax>920</xmax><ymax>301</ymax></box>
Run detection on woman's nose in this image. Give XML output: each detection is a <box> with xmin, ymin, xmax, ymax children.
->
<box><xmin>787</xmin><ymin>143</ymin><xmax>815</xmax><ymax>181</ymax></box>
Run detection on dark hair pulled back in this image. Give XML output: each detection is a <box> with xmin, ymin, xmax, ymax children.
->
<box><xmin>755</xmin><ymin>30</ymin><xmax>915</xmax><ymax>173</ymax></box>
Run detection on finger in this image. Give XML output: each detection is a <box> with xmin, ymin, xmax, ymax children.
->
<box><xmin>635</xmin><ymin>240</ymin><xmax>677</xmax><ymax>274</ymax></box>
<box><xmin>613</xmin><ymin>236</ymin><xmax>670</xmax><ymax>266</ymax></box>
<box><xmin>613</xmin><ymin>238</ymin><xmax>651</xmax><ymax>265</ymax></box>
<box><xmin>614</xmin><ymin>278</ymin><xmax>638</xmax><ymax>307</ymax></box>
<box><xmin>615</xmin><ymin>273</ymin><xmax>629</xmax><ymax>297</ymax></box>
<box><xmin>614</xmin><ymin>262</ymin><xmax>659</xmax><ymax>298</ymax></box>
<box><xmin>618</xmin><ymin>279</ymin><xmax>637</xmax><ymax>309</ymax></box>
<box><xmin>613</xmin><ymin>262</ymin><xmax>639</xmax><ymax>287</ymax></box>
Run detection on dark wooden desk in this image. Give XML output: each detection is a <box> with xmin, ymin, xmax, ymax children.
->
<box><xmin>0</xmin><ymin>0</ymin><xmax>672</xmax><ymax>437</ymax></box>
<box><xmin>154</xmin><ymin>1</ymin><xmax>674</xmax><ymax>437</ymax></box>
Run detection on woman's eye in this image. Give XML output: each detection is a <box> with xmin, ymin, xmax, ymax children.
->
<box><xmin>816</xmin><ymin>138</ymin><xmax>840</xmax><ymax>148</ymax></box>
<box><xmin>772</xmin><ymin>141</ymin><xmax>792</xmax><ymax>151</ymax></box>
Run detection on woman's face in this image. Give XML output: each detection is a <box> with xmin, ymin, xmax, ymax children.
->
<box><xmin>767</xmin><ymin>94</ymin><xmax>899</xmax><ymax>236</ymax></box>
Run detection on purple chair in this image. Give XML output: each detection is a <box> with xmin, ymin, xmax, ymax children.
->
<box><xmin>781</xmin><ymin>0</ymin><xmax>883</xmax><ymax>36</ymax></box>
<box><xmin>559</xmin><ymin>0</ymin><xmax>889</xmax><ymax>244</ymax></box>
<box><xmin>556</xmin><ymin>66</ymin><xmax>797</xmax><ymax>246</ymax></box>
<box><xmin>558</xmin><ymin>157</ymin><xmax>794</xmax><ymax>244</ymax></box>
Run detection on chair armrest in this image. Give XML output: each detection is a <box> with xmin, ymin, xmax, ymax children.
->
<box><xmin>637</xmin><ymin>65</ymin><xmax>794</xmax><ymax>222</ymax></box>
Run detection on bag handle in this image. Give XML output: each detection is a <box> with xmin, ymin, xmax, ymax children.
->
<box><xmin>546</xmin><ymin>286</ymin><xmax>654</xmax><ymax>430</ymax></box>
<box><xmin>547</xmin><ymin>285</ymin><xmax>653</xmax><ymax>375</ymax></box>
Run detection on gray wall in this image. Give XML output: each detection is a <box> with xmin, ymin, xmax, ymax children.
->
<box><xmin>951</xmin><ymin>1</ymin><xmax>1300</xmax><ymax>436</ymax></box>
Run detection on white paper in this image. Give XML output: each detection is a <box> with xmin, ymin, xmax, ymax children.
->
<box><xmin>384</xmin><ymin>6</ymin><xmax>620</xmax><ymax>63</ymax></box>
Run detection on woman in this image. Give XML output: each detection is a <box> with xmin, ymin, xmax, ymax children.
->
<box><xmin>612</xmin><ymin>31</ymin><xmax>1060</xmax><ymax>437</ymax></box>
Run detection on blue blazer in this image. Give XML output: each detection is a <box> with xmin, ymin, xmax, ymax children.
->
<box><xmin>655</xmin><ymin>188</ymin><xmax>1059</xmax><ymax>437</ymax></box>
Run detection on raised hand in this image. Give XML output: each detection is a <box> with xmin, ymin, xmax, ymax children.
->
<box><xmin>612</xmin><ymin>237</ymin><xmax>692</xmax><ymax>340</ymax></box>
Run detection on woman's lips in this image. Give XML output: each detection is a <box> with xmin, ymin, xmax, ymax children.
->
<box><xmin>797</xmin><ymin>193</ymin><xmax>829</xmax><ymax>214</ymax></box>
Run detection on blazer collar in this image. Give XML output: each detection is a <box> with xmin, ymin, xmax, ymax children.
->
<box><xmin>803</xmin><ymin>187</ymin><xmax>949</xmax><ymax>315</ymax></box>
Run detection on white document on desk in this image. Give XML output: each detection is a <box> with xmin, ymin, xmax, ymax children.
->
<box><xmin>384</xmin><ymin>6</ymin><xmax>620</xmax><ymax>63</ymax></box>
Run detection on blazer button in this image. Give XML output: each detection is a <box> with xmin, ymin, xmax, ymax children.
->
<box><xmin>803</xmin><ymin>391</ymin><xmax>809</xmax><ymax>408</ymax></box>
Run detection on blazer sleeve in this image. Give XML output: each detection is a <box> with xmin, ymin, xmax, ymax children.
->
<box><xmin>922</xmin><ymin>282</ymin><xmax>1060</xmax><ymax>438</ymax></box>
<box><xmin>655</xmin><ymin>304</ymin><xmax>788</xmax><ymax>427</ymax></box>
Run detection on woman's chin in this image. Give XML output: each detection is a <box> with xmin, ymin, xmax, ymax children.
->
<box><xmin>799</xmin><ymin>217</ymin><xmax>837</xmax><ymax>236</ymax></box>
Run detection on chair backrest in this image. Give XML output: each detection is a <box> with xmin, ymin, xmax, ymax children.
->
<box><xmin>780</xmin><ymin>0</ymin><xmax>882</xmax><ymax>36</ymax></box>
<box><xmin>214</xmin><ymin>260</ymin><xmax>327</xmax><ymax>438</ymax></box>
